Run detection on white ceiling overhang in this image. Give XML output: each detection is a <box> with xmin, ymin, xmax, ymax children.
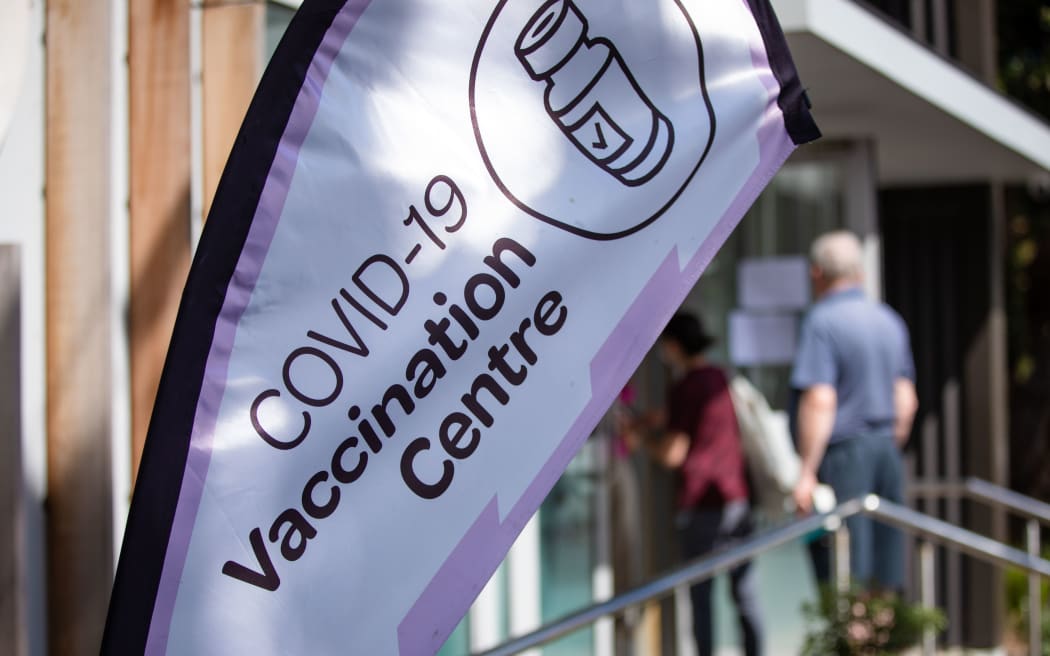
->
<box><xmin>774</xmin><ymin>0</ymin><xmax>1050</xmax><ymax>185</ymax></box>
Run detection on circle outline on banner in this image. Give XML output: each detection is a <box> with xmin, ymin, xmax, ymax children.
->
<box><xmin>469</xmin><ymin>0</ymin><xmax>717</xmax><ymax>241</ymax></box>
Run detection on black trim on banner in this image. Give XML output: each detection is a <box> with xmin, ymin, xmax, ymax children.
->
<box><xmin>747</xmin><ymin>0</ymin><xmax>821</xmax><ymax>145</ymax></box>
<box><xmin>100</xmin><ymin>2</ymin><xmax>345</xmax><ymax>653</ymax></box>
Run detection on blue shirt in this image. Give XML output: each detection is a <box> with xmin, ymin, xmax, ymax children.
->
<box><xmin>790</xmin><ymin>287</ymin><xmax>915</xmax><ymax>442</ymax></box>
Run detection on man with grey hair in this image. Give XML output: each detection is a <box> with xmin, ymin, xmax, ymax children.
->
<box><xmin>791</xmin><ymin>230</ymin><xmax>918</xmax><ymax>589</ymax></box>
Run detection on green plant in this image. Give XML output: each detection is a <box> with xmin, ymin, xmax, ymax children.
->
<box><xmin>800</xmin><ymin>585</ymin><xmax>947</xmax><ymax>655</ymax></box>
<box><xmin>1004</xmin><ymin>564</ymin><xmax>1050</xmax><ymax>655</ymax></box>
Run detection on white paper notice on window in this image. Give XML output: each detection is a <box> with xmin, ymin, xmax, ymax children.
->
<box><xmin>729</xmin><ymin>311</ymin><xmax>798</xmax><ymax>366</ymax></box>
<box><xmin>737</xmin><ymin>256</ymin><xmax>810</xmax><ymax>311</ymax></box>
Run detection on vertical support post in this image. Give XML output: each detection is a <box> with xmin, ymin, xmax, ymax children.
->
<box><xmin>0</xmin><ymin>246</ymin><xmax>24</xmax><ymax>655</ymax></box>
<box><xmin>831</xmin><ymin>523</ymin><xmax>852</xmax><ymax>629</ymax></box>
<box><xmin>46</xmin><ymin>1</ymin><xmax>116</xmax><ymax>653</ymax></box>
<box><xmin>964</xmin><ymin>184</ymin><xmax>1009</xmax><ymax>647</ymax></box>
<box><xmin>842</xmin><ymin>142</ymin><xmax>880</xmax><ymax>301</ymax></box>
<box><xmin>673</xmin><ymin>585</ymin><xmax>695</xmax><ymax>656</ymax></box>
<box><xmin>592</xmin><ymin>438</ymin><xmax>614</xmax><ymax>656</ymax></box>
<box><xmin>929</xmin><ymin>0</ymin><xmax>950</xmax><ymax>56</ymax></box>
<box><xmin>919</xmin><ymin>541</ymin><xmax>936</xmax><ymax>656</ymax></box>
<box><xmin>507</xmin><ymin>515</ymin><xmax>542</xmax><ymax>656</ymax></box>
<box><xmin>832</xmin><ymin>525</ymin><xmax>851</xmax><ymax>594</ymax></box>
<box><xmin>909</xmin><ymin>0</ymin><xmax>927</xmax><ymax>42</ymax></box>
<box><xmin>128</xmin><ymin>0</ymin><xmax>192</xmax><ymax>483</ymax></box>
<box><xmin>951</xmin><ymin>0</ymin><xmax>997</xmax><ymax>84</ymax></box>
<box><xmin>470</xmin><ymin>563</ymin><xmax>505</xmax><ymax>653</ymax></box>
<box><xmin>1028</xmin><ymin>520</ymin><xmax>1042</xmax><ymax>656</ymax></box>
<box><xmin>201</xmin><ymin>1</ymin><xmax>264</xmax><ymax>217</ymax></box>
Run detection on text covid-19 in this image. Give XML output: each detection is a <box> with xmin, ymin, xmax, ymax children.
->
<box><xmin>222</xmin><ymin>176</ymin><xmax>568</xmax><ymax>591</ymax></box>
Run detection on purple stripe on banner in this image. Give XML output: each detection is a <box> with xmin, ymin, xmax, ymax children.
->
<box><xmin>396</xmin><ymin>26</ymin><xmax>795</xmax><ymax>656</ymax></box>
<box><xmin>144</xmin><ymin>3</ymin><xmax>373</xmax><ymax>653</ymax></box>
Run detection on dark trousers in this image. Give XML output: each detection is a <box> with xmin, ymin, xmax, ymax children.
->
<box><xmin>808</xmin><ymin>434</ymin><xmax>905</xmax><ymax>589</ymax></box>
<box><xmin>678</xmin><ymin>500</ymin><xmax>763</xmax><ymax>656</ymax></box>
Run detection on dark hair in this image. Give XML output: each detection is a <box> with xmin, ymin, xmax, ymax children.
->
<box><xmin>661</xmin><ymin>312</ymin><xmax>715</xmax><ymax>355</ymax></box>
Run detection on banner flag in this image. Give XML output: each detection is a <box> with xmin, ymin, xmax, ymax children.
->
<box><xmin>103</xmin><ymin>0</ymin><xmax>818</xmax><ymax>653</ymax></box>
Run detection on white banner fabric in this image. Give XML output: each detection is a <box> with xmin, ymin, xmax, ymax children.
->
<box><xmin>104</xmin><ymin>1</ymin><xmax>819</xmax><ymax>654</ymax></box>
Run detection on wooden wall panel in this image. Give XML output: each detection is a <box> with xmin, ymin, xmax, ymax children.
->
<box><xmin>45</xmin><ymin>1</ymin><xmax>115</xmax><ymax>653</ymax></box>
<box><xmin>202</xmin><ymin>3</ymin><xmax>264</xmax><ymax>217</ymax></box>
<box><xmin>127</xmin><ymin>0</ymin><xmax>262</xmax><ymax>479</ymax></box>
<box><xmin>128</xmin><ymin>0</ymin><xmax>192</xmax><ymax>482</ymax></box>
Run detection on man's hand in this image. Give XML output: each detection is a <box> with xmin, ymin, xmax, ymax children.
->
<box><xmin>793</xmin><ymin>470</ymin><xmax>819</xmax><ymax>515</ymax></box>
<box><xmin>893</xmin><ymin>378</ymin><xmax>918</xmax><ymax>447</ymax></box>
<box><xmin>795</xmin><ymin>384</ymin><xmax>836</xmax><ymax>515</ymax></box>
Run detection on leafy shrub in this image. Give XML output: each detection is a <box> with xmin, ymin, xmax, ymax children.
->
<box><xmin>1004</xmin><ymin>564</ymin><xmax>1050</xmax><ymax>656</ymax></box>
<box><xmin>801</xmin><ymin>584</ymin><xmax>946</xmax><ymax>655</ymax></box>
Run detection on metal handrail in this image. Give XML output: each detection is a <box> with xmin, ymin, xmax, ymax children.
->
<box><xmin>909</xmin><ymin>476</ymin><xmax>1050</xmax><ymax>653</ymax></box>
<box><xmin>910</xmin><ymin>476</ymin><xmax>1050</xmax><ymax>525</ymax></box>
<box><xmin>475</xmin><ymin>498</ymin><xmax>865</xmax><ymax>656</ymax></box>
<box><xmin>475</xmin><ymin>492</ymin><xmax>1050</xmax><ymax>656</ymax></box>
<box><xmin>863</xmin><ymin>496</ymin><xmax>1050</xmax><ymax>575</ymax></box>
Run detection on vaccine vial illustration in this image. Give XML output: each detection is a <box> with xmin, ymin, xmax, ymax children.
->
<box><xmin>471</xmin><ymin>0</ymin><xmax>714</xmax><ymax>240</ymax></box>
<box><xmin>515</xmin><ymin>0</ymin><xmax>675</xmax><ymax>187</ymax></box>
